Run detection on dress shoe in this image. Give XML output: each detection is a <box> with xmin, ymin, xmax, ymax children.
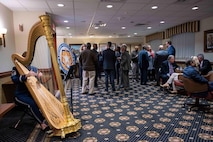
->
<box><xmin>170</xmin><ymin>90</ymin><xmax>177</xmax><ymax>94</ymax></box>
<box><xmin>160</xmin><ymin>83</ymin><xmax>169</xmax><ymax>88</ymax></box>
<box><xmin>81</xmin><ymin>92</ymin><xmax>88</xmax><ymax>94</ymax></box>
<box><xmin>89</xmin><ymin>92</ymin><xmax>96</xmax><ymax>95</ymax></box>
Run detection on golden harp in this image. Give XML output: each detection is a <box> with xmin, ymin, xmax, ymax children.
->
<box><xmin>11</xmin><ymin>15</ymin><xmax>81</xmax><ymax>138</ymax></box>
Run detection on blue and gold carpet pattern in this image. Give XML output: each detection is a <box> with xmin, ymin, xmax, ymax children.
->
<box><xmin>46</xmin><ymin>79</ymin><xmax>213</xmax><ymax>142</ymax></box>
<box><xmin>1</xmin><ymin>78</ymin><xmax>213</xmax><ymax>142</ymax></box>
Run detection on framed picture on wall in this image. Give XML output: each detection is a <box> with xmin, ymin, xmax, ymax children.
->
<box><xmin>204</xmin><ymin>29</ymin><xmax>213</xmax><ymax>52</ymax></box>
<box><xmin>99</xmin><ymin>43</ymin><xmax>116</xmax><ymax>52</ymax></box>
<box><xmin>69</xmin><ymin>44</ymin><xmax>82</xmax><ymax>57</ymax></box>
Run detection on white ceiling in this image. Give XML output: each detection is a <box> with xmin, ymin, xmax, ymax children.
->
<box><xmin>1</xmin><ymin>0</ymin><xmax>213</xmax><ymax>38</ymax></box>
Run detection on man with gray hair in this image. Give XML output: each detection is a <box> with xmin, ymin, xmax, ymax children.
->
<box><xmin>159</xmin><ymin>55</ymin><xmax>179</xmax><ymax>84</ymax></box>
<box><xmin>197</xmin><ymin>53</ymin><xmax>212</xmax><ymax>75</ymax></box>
<box><xmin>154</xmin><ymin>45</ymin><xmax>168</xmax><ymax>86</ymax></box>
<box><xmin>120</xmin><ymin>44</ymin><xmax>131</xmax><ymax>91</ymax></box>
<box><xmin>130</xmin><ymin>45</ymin><xmax>140</xmax><ymax>82</ymax></box>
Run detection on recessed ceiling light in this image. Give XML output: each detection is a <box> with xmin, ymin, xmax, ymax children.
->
<box><xmin>128</xmin><ymin>35</ymin><xmax>131</xmax><ymax>37</ymax></box>
<box><xmin>66</xmin><ymin>27</ymin><xmax>70</xmax><ymax>29</ymax></box>
<box><xmin>90</xmin><ymin>35</ymin><xmax>94</xmax><ymax>38</ymax></box>
<box><xmin>94</xmin><ymin>26</ymin><xmax>99</xmax><ymax>29</ymax></box>
<box><xmin>147</xmin><ymin>26</ymin><xmax>152</xmax><ymax>29</ymax></box>
<box><xmin>160</xmin><ymin>21</ymin><xmax>165</xmax><ymax>24</ymax></box>
<box><xmin>192</xmin><ymin>6</ymin><xmax>198</xmax><ymax>10</ymax></box>
<box><xmin>64</xmin><ymin>20</ymin><xmax>69</xmax><ymax>23</ymax></box>
<box><xmin>121</xmin><ymin>26</ymin><xmax>126</xmax><ymax>30</ymax></box>
<box><xmin>57</xmin><ymin>4</ymin><xmax>64</xmax><ymax>7</ymax></box>
<box><xmin>109</xmin><ymin>36</ymin><xmax>112</xmax><ymax>38</ymax></box>
<box><xmin>151</xmin><ymin>6</ymin><xmax>158</xmax><ymax>9</ymax></box>
<box><xmin>106</xmin><ymin>5</ymin><xmax>113</xmax><ymax>8</ymax></box>
<box><xmin>134</xmin><ymin>33</ymin><xmax>137</xmax><ymax>35</ymax></box>
<box><xmin>99</xmin><ymin>23</ymin><xmax>106</xmax><ymax>27</ymax></box>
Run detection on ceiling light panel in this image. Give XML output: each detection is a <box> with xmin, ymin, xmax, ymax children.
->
<box><xmin>47</xmin><ymin>1</ymin><xmax>73</xmax><ymax>8</ymax></box>
<box><xmin>57</xmin><ymin>4</ymin><xmax>64</xmax><ymax>7</ymax></box>
<box><xmin>192</xmin><ymin>6</ymin><xmax>198</xmax><ymax>10</ymax></box>
<box><xmin>18</xmin><ymin>0</ymin><xmax>48</xmax><ymax>9</ymax></box>
<box><xmin>106</xmin><ymin>5</ymin><xmax>113</xmax><ymax>8</ymax></box>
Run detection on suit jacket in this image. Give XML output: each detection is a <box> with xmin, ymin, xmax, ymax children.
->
<box><xmin>160</xmin><ymin>60</ymin><xmax>179</xmax><ymax>76</ymax></box>
<box><xmin>183</xmin><ymin>66</ymin><xmax>208</xmax><ymax>83</ymax></box>
<box><xmin>138</xmin><ymin>49</ymin><xmax>149</xmax><ymax>69</ymax></box>
<box><xmin>167</xmin><ymin>45</ymin><xmax>176</xmax><ymax>56</ymax></box>
<box><xmin>103</xmin><ymin>48</ymin><xmax>116</xmax><ymax>70</ymax></box>
<box><xmin>131</xmin><ymin>50</ymin><xmax>139</xmax><ymax>63</ymax></box>
<box><xmin>199</xmin><ymin>59</ymin><xmax>212</xmax><ymax>75</ymax></box>
<box><xmin>79</xmin><ymin>49</ymin><xmax>97</xmax><ymax>71</ymax></box>
<box><xmin>154</xmin><ymin>50</ymin><xmax>168</xmax><ymax>69</ymax></box>
<box><xmin>120</xmin><ymin>51</ymin><xmax>131</xmax><ymax>71</ymax></box>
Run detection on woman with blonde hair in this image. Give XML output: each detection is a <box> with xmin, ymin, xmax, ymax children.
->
<box><xmin>161</xmin><ymin>56</ymin><xmax>199</xmax><ymax>93</ymax></box>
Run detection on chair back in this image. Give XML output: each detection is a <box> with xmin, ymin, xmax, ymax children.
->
<box><xmin>204</xmin><ymin>71</ymin><xmax>213</xmax><ymax>81</ymax></box>
<box><xmin>181</xmin><ymin>76</ymin><xmax>208</xmax><ymax>93</ymax></box>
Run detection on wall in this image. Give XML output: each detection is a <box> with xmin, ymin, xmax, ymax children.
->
<box><xmin>195</xmin><ymin>16</ymin><xmax>213</xmax><ymax>61</ymax></box>
<box><xmin>57</xmin><ymin>36</ymin><xmax>143</xmax><ymax>51</ymax></box>
<box><xmin>0</xmin><ymin>3</ymin><xmax>16</xmax><ymax>72</ymax></box>
<box><xmin>0</xmin><ymin>3</ymin><xmax>16</xmax><ymax>103</ymax></box>
<box><xmin>13</xmin><ymin>11</ymin><xmax>45</xmax><ymax>54</ymax></box>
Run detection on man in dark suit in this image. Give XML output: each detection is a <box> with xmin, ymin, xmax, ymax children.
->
<box><xmin>103</xmin><ymin>42</ymin><xmax>116</xmax><ymax>92</ymax></box>
<box><xmin>160</xmin><ymin>55</ymin><xmax>179</xmax><ymax>84</ymax></box>
<box><xmin>92</xmin><ymin>43</ymin><xmax>99</xmax><ymax>87</ymax></box>
<box><xmin>138</xmin><ymin>45</ymin><xmax>149</xmax><ymax>85</ymax></box>
<box><xmin>197</xmin><ymin>54</ymin><xmax>212</xmax><ymax>75</ymax></box>
<box><xmin>154</xmin><ymin>45</ymin><xmax>169</xmax><ymax>86</ymax></box>
<box><xmin>183</xmin><ymin>58</ymin><xmax>213</xmax><ymax>91</ymax></box>
<box><xmin>166</xmin><ymin>41</ymin><xmax>175</xmax><ymax>56</ymax></box>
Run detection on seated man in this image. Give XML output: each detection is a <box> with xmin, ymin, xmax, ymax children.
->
<box><xmin>161</xmin><ymin>56</ymin><xmax>200</xmax><ymax>93</ymax></box>
<box><xmin>11</xmin><ymin>52</ymin><xmax>49</xmax><ymax>131</ymax></box>
<box><xmin>197</xmin><ymin>53</ymin><xmax>212</xmax><ymax>75</ymax></box>
<box><xmin>160</xmin><ymin>55</ymin><xmax>179</xmax><ymax>84</ymax></box>
<box><xmin>183</xmin><ymin>58</ymin><xmax>213</xmax><ymax>92</ymax></box>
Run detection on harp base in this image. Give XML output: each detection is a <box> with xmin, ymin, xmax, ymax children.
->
<box><xmin>51</xmin><ymin>118</ymin><xmax>81</xmax><ymax>138</ymax></box>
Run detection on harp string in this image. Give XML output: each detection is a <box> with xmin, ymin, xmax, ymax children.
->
<box><xmin>31</xmin><ymin>35</ymin><xmax>56</xmax><ymax>94</ymax></box>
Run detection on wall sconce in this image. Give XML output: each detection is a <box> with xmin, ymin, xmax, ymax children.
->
<box><xmin>0</xmin><ymin>28</ymin><xmax>7</xmax><ymax>47</ymax></box>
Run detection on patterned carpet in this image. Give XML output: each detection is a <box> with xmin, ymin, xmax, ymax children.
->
<box><xmin>1</xmin><ymin>78</ymin><xmax>213</xmax><ymax>142</ymax></box>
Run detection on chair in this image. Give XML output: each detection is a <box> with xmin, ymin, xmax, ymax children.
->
<box><xmin>204</xmin><ymin>71</ymin><xmax>213</xmax><ymax>81</ymax></box>
<box><xmin>10</xmin><ymin>97</ymin><xmax>34</xmax><ymax>130</ymax></box>
<box><xmin>180</xmin><ymin>75</ymin><xmax>210</xmax><ymax>112</ymax></box>
<box><xmin>174</xmin><ymin>75</ymin><xmax>185</xmax><ymax>95</ymax></box>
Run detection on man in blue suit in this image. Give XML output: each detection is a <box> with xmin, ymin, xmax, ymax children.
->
<box><xmin>154</xmin><ymin>45</ymin><xmax>169</xmax><ymax>86</ymax></box>
<box><xmin>160</xmin><ymin>55</ymin><xmax>179</xmax><ymax>84</ymax></box>
<box><xmin>166</xmin><ymin>41</ymin><xmax>176</xmax><ymax>56</ymax></box>
<box><xmin>103</xmin><ymin>42</ymin><xmax>116</xmax><ymax>92</ymax></box>
<box><xmin>138</xmin><ymin>45</ymin><xmax>149</xmax><ymax>85</ymax></box>
<box><xmin>183</xmin><ymin>58</ymin><xmax>213</xmax><ymax>91</ymax></box>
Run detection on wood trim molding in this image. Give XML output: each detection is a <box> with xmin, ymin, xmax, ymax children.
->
<box><xmin>0</xmin><ymin>68</ymin><xmax>52</xmax><ymax>79</ymax></box>
<box><xmin>0</xmin><ymin>71</ymin><xmax>11</xmax><ymax>78</ymax></box>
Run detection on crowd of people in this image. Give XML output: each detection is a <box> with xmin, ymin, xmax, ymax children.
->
<box><xmin>10</xmin><ymin>41</ymin><xmax>213</xmax><ymax>132</ymax></box>
<box><xmin>78</xmin><ymin>41</ymin><xmax>213</xmax><ymax>95</ymax></box>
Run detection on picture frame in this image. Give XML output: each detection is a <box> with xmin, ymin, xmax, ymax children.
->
<box><xmin>204</xmin><ymin>29</ymin><xmax>213</xmax><ymax>52</ymax></box>
<box><xmin>99</xmin><ymin>43</ymin><xmax>116</xmax><ymax>52</ymax></box>
<box><xmin>69</xmin><ymin>44</ymin><xmax>82</xmax><ymax>57</ymax></box>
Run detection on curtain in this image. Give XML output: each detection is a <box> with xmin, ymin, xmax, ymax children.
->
<box><xmin>171</xmin><ymin>33</ymin><xmax>195</xmax><ymax>60</ymax></box>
